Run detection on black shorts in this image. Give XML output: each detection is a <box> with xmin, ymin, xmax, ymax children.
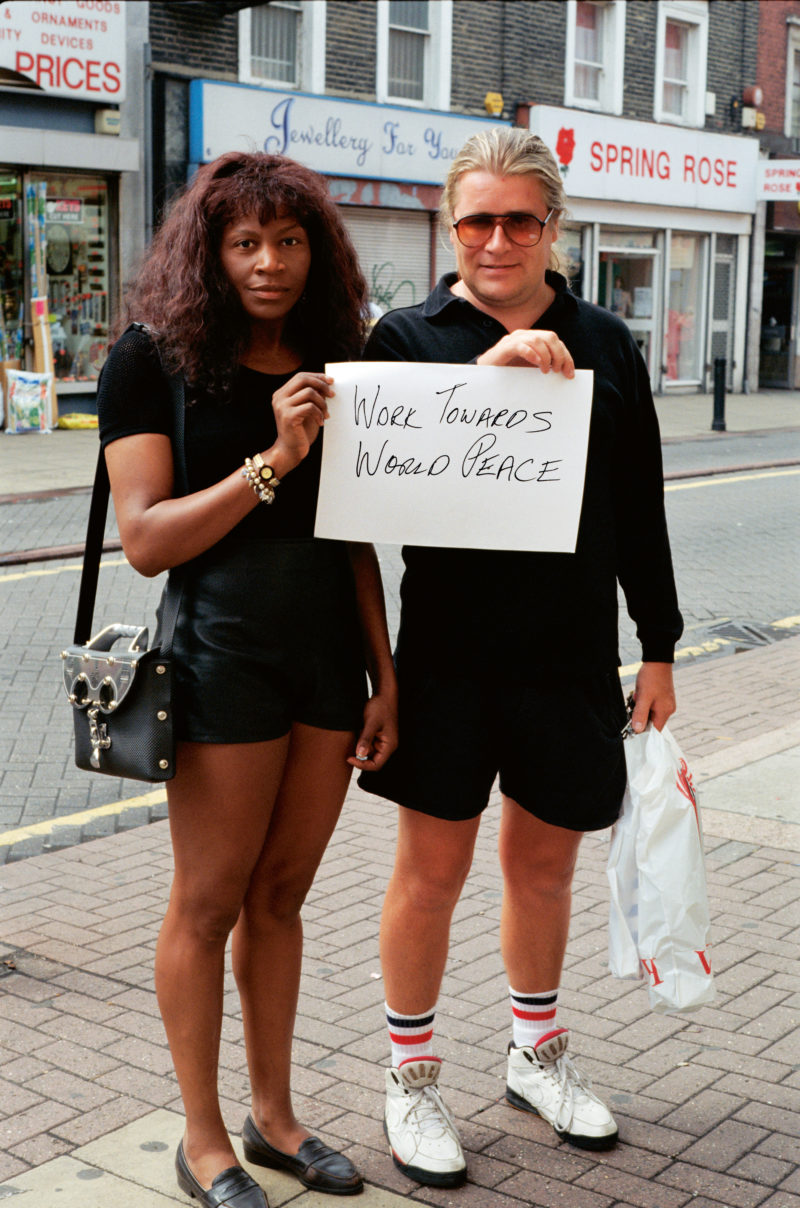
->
<box><xmin>166</xmin><ymin>537</ymin><xmax>367</xmax><ymax>743</ymax></box>
<box><xmin>359</xmin><ymin>662</ymin><xmax>627</xmax><ymax>832</ymax></box>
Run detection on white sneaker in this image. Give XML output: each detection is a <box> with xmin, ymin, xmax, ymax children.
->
<box><xmin>384</xmin><ymin>1059</ymin><xmax>467</xmax><ymax>1187</ymax></box>
<box><xmin>506</xmin><ymin>1029</ymin><xmax>619</xmax><ymax>1150</ymax></box>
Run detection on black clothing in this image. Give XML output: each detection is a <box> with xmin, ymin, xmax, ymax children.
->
<box><xmin>97</xmin><ymin>329</ymin><xmax>366</xmax><ymax>742</ymax></box>
<box><xmin>98</xmin><ymin>326</ymin><xmax>323</xmax><ymax>540</ymax></box>
<box><xmin>168</xmin><ymin>538</ymin><xmax>366</xmax><ymax>742</ymax></box>
<box><xmin>366</xmin><ymin>663</ymin><xmax>628</xmax><ymax>830</ymax></box>
<box><xmin>364</xmin><ymin>271</ymin><xmax>683</xmax><ymax>674</ymax></box>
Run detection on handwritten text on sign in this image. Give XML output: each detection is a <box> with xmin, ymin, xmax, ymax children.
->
<box><xmin>314</xmin><ymin>363</ymin><xmax>594</xmax><ymax>552</ymax></box>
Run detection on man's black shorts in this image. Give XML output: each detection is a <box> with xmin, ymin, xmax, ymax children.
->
<box><xmin>359</xmin><ymin>663</ymin><xmax>628</xmax><ymax>832</ymax></box>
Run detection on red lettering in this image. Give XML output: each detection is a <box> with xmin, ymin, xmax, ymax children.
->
<box><xmin>15</xmin><ymin>50</ymin><xmax>34</xmax><ymax>76</ymax></box>
<box><xmin>641</xmin><ymin>147</ymin><xmax>654</xmax><ymax>177</ymax></box>
<box><xmin>590</xmin><ymin>141</ymin><xmax>603</xmax><ymax>172</ymax></box>
<box><xmin>657</xmin><ymin>151</ymin><xmax>670</xmax><ymax>180</ymax></box>
<box><xmin>698</xmin><ymin>156</ymin><xmax>712</xmax><ymax>185</ymax></box>
<box><xmin>695</xmin><ymin>948</ymin><xmax>712</xmax><ymax>975</ymax></box>
<box><xmin>714</xmin><ymin>158</ymin><xmax>724</xmax><ymax>187</ymax></box>
<box><xmin>14</xmin><ymin>49</ymin><xmax>120</xmax><ymax>95</ymax></box>
<box><xmin>621</xmin><ymin>145</ymin><xmax>633</xmax><ymax>174</ymax></box>
<box><xmin>684</xmin><ymin>154</ymin><xmax>696</xmax><ymax>182</ymax></box>
<box><xmin>606</xmin><ymin>144</ymin><xmax>619</xmax><ymax>170</ymax></box>
<box><xmin>103</xmin><ymin>60</ymin><xmax>121</xmax><ymax>93</ymax></box>
<box><xmin>726</xmin><ymin>161</ymin><xmax>737</xmax><ymax>188</ymax></box>
<box><xmin>640</xmin><ymin>958</ymin><xmax>664</xmax><ymax>986</ymax></box>
<box><xmin>84</xmin><ymin>58</ymin><xmax>101</xmax><ymax>90</ymax></box>
<box><xmin>38</xmin><ymin>53</ymin><xmax>57</xmax><ymax>88</ymax></box>
<box><xmin>63</xmin><ymin>57</ymin><xmax>84</xmax><ymax>89</ymax></box>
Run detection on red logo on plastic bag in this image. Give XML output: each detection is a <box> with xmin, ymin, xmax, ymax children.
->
<box><xmin>640</xmin><ymin>957</ymin><xmax>663</xmax><ymax>986</ymax></box>
<box><xmin>676</xmin><ymin>758</ymin><xmax>699</xmax><ymax>829</ymax></box>
<box><xmin>695</xmin><ymin>947</ymin><xmax>712</xmax><ymax>975</ymax></box>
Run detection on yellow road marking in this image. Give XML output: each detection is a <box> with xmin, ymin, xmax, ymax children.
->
<box><xmin>665</xmin><ymin>467</ymin><xmax>800</xmax><ymax>491</ymax></box>
<box><xmin>618</xmin><ymin>613</ymin><xmax>800</xmax><ymax>678</ymax></box>
<box><xmin>0</xmin><ymin>788</ymin><xmax>167</xmax><ymax>848</ymax></box>
<box><xmin>0</xmin><ymin>557</ymin><xmax>128</xmax><ymax>584</ymax></box>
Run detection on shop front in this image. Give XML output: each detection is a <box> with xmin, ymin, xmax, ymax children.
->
<box><xmin>528</xmin><ymin>106</ymin><xmax>759</xmax><ymax>394</ymax></box>
<box><xmin>188</xmin><ymin>82</ymin><xmax>499</xmax><ymax>318</ymax></box>
<box><xmin>0</xmin><ymin>1</ymin><xmax>140</xmax><ymax>421</ymax></box>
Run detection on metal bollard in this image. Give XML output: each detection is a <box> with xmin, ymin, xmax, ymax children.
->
<box><xmin>712</xmin><ymin>357</ymin><xmax>726</xmax><ymax>432</ymax></box>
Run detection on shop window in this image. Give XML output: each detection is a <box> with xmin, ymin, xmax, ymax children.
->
<box><xmin>41</xmin><ymin>175</ymin><xmax>111</xmax><ymax>386</ymax></box>
<box><xmin>554</xmin><ymin>224</ymin><xmax>586</xmax><ymax>297</ymax></box>
<box><xmin>665</xmin><ymin>232</ymin><xmax>706</xmax><ymax>383</ymax></box>
<box><xmin>376</xmin><ymin>0</ymin><xmax>452</xmax><ymax>110</ymax></box>
<box><xmin>564</xmin><ymin>0</ymin><xmax>625</xmax><ymax>115</ymax></box>
<box><xmin>598</xmin><ymin>236</ymin><xmax>659</xmax><ymax>379</ymax></box>
<box><xmin>0</xmin><ymin>174</ymin><xmax>24</xmax><ymax>373</ymax></box>
<box><xmin>710</xmin><ymin>234</ymin><xmax>736</xmax><ymax>390</ymax></box>
<box><xmin>785</xmin><ymin>22</ymin><xmax>800</xmax><ymax>139</ymax></box>
<box><xmin>654</xmin><ymin>1</ymin><xmax>708</xmax><ymax>128</ymax></box>
<box><xmin>239</xmin><ymin>2</ymin><xmax>325</xmax><ymax>91</ymax></box>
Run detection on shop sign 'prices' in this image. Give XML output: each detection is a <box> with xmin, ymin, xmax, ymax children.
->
<box><xmin>0</xmin><ymin>1</ymin><xmax>125</xmax><ymax>102</ymax></box>
<box><xmin>529</xmin><ymin>105</ymin><xmax>758</xmax><ymax>214</ymax></box>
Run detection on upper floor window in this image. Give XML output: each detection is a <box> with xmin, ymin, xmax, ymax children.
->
<box><xmin>654</xmin><ymin>0</ymin><xmax>708</xmax><ymax>127</ymax></box>
<box><xmin>239</xmin><ymin>2</ymin><xmax>325</xmax><ymax>92</ymax></box>
<box><xmin>785</xmin><ymin>21</ymin><xmax>800</xmax><ymax>139</ymax></box>
<box><xmin>565</xmin><ymin>0</ymin><xmax>625</xmax><ymax>115</ymax></box>
<box><xmin>376</xmin><ymin>0</ymin><xmax>452</xmax><ymax>110</ymax></box>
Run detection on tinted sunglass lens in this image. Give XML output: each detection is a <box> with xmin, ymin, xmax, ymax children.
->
<box><xmin>459</xmin><ymin>217</ymin><xmax>494</xmax><ymax>246</ymax></box>
<box><xmin>506</xmin><ymin>216</ymin><xmax>540</xmax><ymax>245</ymax></box>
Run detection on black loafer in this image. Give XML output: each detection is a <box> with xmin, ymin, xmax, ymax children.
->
<box><xmin>175</xmin><ymin>1141</ymin><xmax>269</xmax><ymax>1207</ymax></box>
<box><xmin>242</xmin><ymin>1114</ymin><xmax>363</xmax><ymax>1196</ymax></box>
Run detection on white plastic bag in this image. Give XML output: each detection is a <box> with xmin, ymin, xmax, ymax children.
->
<box><xmin>607</xmin><ymin>723</ymin><xmax>716</xmax><ymax>1013</ymax></box>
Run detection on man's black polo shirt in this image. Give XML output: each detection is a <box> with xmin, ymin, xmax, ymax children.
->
<box><xmin>363</xmin><ymin>272</ymin><xmax>683</xmax><ymax>674</ymax></box>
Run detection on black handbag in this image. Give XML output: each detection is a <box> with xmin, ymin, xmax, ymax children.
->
<box><xmin>60</xmin><ymin>350</ymin><xmax>186</xmax><ymax>782</ymax></box>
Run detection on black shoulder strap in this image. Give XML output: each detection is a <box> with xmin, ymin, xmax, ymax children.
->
<box><xmin>73</xmin><ymin>345</ymin><xmax>187</xmax><ymax>647</ymax></box>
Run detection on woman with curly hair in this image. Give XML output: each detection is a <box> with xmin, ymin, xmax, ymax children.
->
<box><xmin>98</xmin><ymin>152</ymin><xmax>397</xmax><ymax>1208</ymax></box>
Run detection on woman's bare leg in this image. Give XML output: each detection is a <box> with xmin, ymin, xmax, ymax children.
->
<box><xmin>155</xmin><ymin>737</ymin><xmax>289</xmax><ymax>1189</ymax></box>
<box><xmin>233</xmin><ymin>723</ymin><xmax>355</xmax><ymax>1152</ymax></box>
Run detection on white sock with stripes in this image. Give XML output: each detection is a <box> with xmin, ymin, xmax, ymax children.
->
<box><xmin>385</xmin><ymin>1003</ymin><xmax>438</xmax><ymax>1068</ymax></box>
<box><xmin>509</xmin><ymin>987</ymin><xmax>561</xmax><ymax>1049</ymax></box>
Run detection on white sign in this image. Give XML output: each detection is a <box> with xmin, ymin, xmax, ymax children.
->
<box><xmin>756</xmin><ymin>159</ymin><xmax>800</xmax><ymax>200</ymax></box>
<box><xmin>0</xmin><ymin>1</ymin><xmax>125</xmax><ymax>101</ymax></box>
<box><xmin>315</xmin><ymin>363</ymin><xmax>593</xmax><ymax>552</ymax></box>
<box><xmin>190</xmin><ymin>80</ymin><xmax>501</xmax><ymax>185</ymax></box>
<box><xmin>529</xmin><ymin>105</ymin><xmax>759</xmax><ymax>214</ymax></box>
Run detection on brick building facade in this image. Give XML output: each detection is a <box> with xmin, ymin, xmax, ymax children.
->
<box><xmin>147</xmin><ymin>0</ymin><xmax>764</xmax><ymax>394</ymax></box>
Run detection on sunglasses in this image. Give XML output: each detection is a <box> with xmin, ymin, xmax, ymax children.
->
<box><xmin>452</xmin><ymin>210</ymin><xmax>555</xmax><ymax>249</ymax></box>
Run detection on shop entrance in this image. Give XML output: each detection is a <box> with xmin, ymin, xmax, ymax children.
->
<box><xmin>598</xmin><ymin>247</ymin><xmax>659</xmax><ymax>381</ymax></box>
<box><xmin>760</xmin><ymin>264</ymin><xmax>795</xmax><ymax>388</ymax></box>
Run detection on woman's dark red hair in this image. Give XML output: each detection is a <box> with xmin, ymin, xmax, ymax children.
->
<box><xmin>119</xmin><ymin>152</ymin><xmax>368</xmax><ymax>395</ymax></box>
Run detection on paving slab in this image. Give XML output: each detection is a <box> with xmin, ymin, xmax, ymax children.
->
<box><xmin>0</xmin><ymin>1110</ymin><xmax>415</xmax><ymax>1206</ymax></box>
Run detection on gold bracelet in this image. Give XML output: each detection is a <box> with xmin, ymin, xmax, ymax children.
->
<box><xmin>241</xmin><ymin>458</ymin><xmax>277</xmax><ymax>505</ymax></box>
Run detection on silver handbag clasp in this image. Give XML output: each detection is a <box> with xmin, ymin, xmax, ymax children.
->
<box><xmin>61</xmin><ymin>624</ymin><xmax>150</xmax><ymax>714</ymax></box>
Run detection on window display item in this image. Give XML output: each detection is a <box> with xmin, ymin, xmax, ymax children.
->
<box><xmin>4</xmin><ymin>368</ymin><xmax>52</xmax><ymax>433</ymax></box>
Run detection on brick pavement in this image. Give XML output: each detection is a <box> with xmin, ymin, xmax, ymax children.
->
<box><xmin>0</xmin><ymin>636</ymin><xmax>798</xmax><ymax>1207</ymax></box>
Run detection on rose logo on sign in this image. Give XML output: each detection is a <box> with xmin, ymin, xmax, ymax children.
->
<box><xmin>556</xmin><ymin>127</ymin><xmax>575</xmax><ymax>177</ymax></box>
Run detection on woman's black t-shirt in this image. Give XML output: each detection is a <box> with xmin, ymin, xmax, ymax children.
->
<box><xmin>97</xmin><ymin>326</ymin><xmax>323</xmax><ymax>540</ymax></box>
